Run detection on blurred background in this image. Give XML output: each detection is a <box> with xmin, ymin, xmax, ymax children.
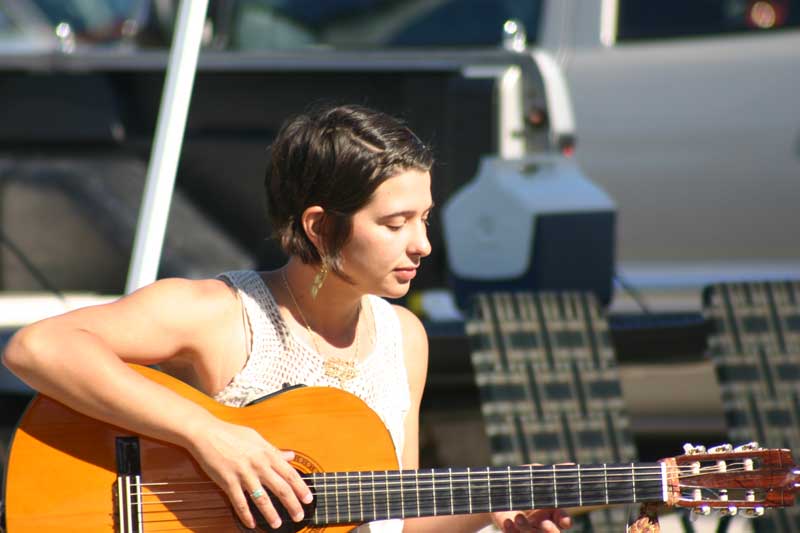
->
<box><xmin>0</xmin><ymin>0</ymin><xmax>799</xmax><ymax>530</ymax></box>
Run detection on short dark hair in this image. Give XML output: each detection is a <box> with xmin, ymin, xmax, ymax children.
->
<box><xmin>266</xmin><ymin>104</ymin><xmax>433</xmax><ymax>272</ymax></box>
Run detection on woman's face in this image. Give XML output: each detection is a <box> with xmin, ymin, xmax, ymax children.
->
<box><xmin>339</xmin><ymin>168</ymin><xmax>433</xmax><ymax>299</ymax></box>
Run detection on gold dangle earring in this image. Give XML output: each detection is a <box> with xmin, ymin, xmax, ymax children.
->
<box><xmin>310</xmin><ymin>261</ymin><xmax>328</xmax><ymax>299</ymax></box>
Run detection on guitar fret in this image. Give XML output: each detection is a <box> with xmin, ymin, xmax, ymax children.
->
<box><xmin>603</xmin><ymin>464</ymin><xmax>609</xmax><ymax>505</ymax></box>
<box><xmin>399</xmin><ymin>469</ymin><xmax>405</xmax><ymax>518</ymax></box>
<box><xmin>507</xmin><ymin>466</ymin><xmax>513</xmax><ymax>510</ymax></box>
<box><xmin>467</xmin><ymin>467</ymin><xmax>473</xmax><ymax>514</ymax></box>
<box><xmin>449</xmin><ymin>468</ymin><xmax>454</xmax><ymax>515</ymax></box>
<box><xmin>631</xmin><ymin>463</ymin><xmax>637</xmax><ymax>503</ymax></box>
<box><xmin>486</xmin><ymin>467</ymin><xmax>492</xmax><ymax>512</ymax></box>
<box><xmin>577</xmin><ymin>465</ymin><xmax>582</xmax><ymax>507</ymax></box>
<box><xmin>552</xmin><ymin>465</ymin><xmax>558</xmax><ymax>508</ymax></box>
<box><xmin>371</xmin><ymin>471</ymin><xmax>377</xmax><ymax>521</ymax></box>
<box><xmin>358</xmin><ymin>471</ymin><xmax>363</xmax><ymax>521</ymax></box>
<box><xmin>385</xmin><ymin>470</ymin><xmax>390</xmax><ymax>520</ymax></box>
<box><xmin>529</xmin><ymin>465</ymin><xmax>535</xmax><ymax>509</ymax></box>
<box><xmin>345</xmin><ymin>471</ymin><xmax>351</xmax><ymax>522</ymax></box>
<box><xmin>432</xmin><ymin>469</ymin><xmax>437</xmax><ymax>516</ymax></box>
<box><xmin>334</xmin><ymin>472</ymin><xmax>340</xmax><ymax>523</ymax></box>
<box><xmin>416</xmin><ymin>470</ymin><xmax>421</xmax><ymax>518</ymax></box>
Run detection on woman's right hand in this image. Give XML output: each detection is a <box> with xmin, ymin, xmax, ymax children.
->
<box><xmin>186</xmin><ymin>418</ymin><xmax>314</xmax><ymax>530</ymax></box>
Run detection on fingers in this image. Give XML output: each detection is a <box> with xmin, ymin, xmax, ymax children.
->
<box><xmin>254</xmin><ymin>455</ymin><xmax>313</xmax><ymax>524</ymax></box>
<box><xmin>243</xmin><ymin>474</ymin><xmax>281</xmax><ymax>530</ymax></box>
<box><xmin>552</xmin><ymin>508</ymin><xmax>572</xmax><ymax>529</ymax></box>
<box><xmin>497</xmin><ymin>510</ymin><xmax>572</xmax><ymax>533</ymax></box>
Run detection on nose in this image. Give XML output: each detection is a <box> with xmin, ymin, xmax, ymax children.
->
<box><xmin>409</xmin><ymin>219</ymin><xmax>432</xmax><ymax>258</ymax></box>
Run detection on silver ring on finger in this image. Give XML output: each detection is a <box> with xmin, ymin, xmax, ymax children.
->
<box><xmin>250</xmin><ymin>487</ymin><xmax>265</xmax><ymax>499</ymax></box>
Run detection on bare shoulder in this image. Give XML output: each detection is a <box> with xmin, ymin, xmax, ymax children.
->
<box><xmin>118</xmin><ymin>277</ymin><xmax>237</xmax><ymax>325</ymax></box>
<box><xmin>33</xmin><ymin>277</ymin><xmax>242</xmax><ymax>365</ymax></box>
<box><xmin>391</xmin><ymin>303</ymin><xmax>427</xmax><ymax>340</ymax></box>
<box><xmin>391</xmin><ymin>304</ymin><xmax>428</xmax><ymax>395</ymax></box>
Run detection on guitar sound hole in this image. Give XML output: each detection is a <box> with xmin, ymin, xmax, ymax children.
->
<box><xmin>246</xmin><ymin>489</ymin><xmax>317</xmax><ymax>532</ymax></box>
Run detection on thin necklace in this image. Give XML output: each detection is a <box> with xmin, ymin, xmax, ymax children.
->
<box><xmin>281</xmin><ymin>268</ymin><xmax>360</xmax><ymax>384</ymax></box>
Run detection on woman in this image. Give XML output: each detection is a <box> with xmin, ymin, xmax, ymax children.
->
<box><xmin>3</xmin><ymin>104</ymin><xmax>570</xmax><ymax>533</ymax></box>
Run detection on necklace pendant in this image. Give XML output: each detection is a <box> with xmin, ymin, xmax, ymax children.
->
<box><xmin>323</xmin><ymin>357</ymin><xmax>358</xmax><ymax>383</ymax></box>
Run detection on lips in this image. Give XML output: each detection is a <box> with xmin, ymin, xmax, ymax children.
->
<box><xmin>393</xmin><ymin>267</ymin><xmax>417</xmax><ymax>281</ymax></box>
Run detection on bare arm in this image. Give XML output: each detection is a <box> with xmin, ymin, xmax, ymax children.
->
<box><xmin>390</xmin><ymin>306</ymin><xmax>490</xmax><ymax>533</ymax></box>
<box><xmin>393</xmin><ymin>306</ymin><xmax>570</xmax><ymax>533</ymax></box>
<box><xmin>2</xmin><ymin>278</ymin><xmax>311</xmax><ymax>529</ymax></box>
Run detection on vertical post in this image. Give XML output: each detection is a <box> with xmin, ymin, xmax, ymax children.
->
<box><xmin>125</xmin><ymin>0</ymin><xmax>209</xmax><ymax>294</ymax></box>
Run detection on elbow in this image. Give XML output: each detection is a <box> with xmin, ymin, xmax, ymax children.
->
<box><xmin>2</xmin><ymin>325</ymin><xmax>49</xmax><ymax>380</ymax></box>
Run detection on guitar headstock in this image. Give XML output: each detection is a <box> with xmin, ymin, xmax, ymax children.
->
<box><xmin>664</xmin><ymin>442</ymin><xmax>798</xmax><ymax>518</ymax></box>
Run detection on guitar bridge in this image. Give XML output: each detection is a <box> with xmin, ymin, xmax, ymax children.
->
<box><xmin>115</xmin><ymin>436</ymin><xmax>142</xmax><ymax>533</ymax></box>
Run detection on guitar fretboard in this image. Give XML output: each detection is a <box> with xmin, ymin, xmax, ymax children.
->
<box><xmin>304</xmin><ymin>463</ymin><xmax>665</xmax><ymax>525</ymax></box>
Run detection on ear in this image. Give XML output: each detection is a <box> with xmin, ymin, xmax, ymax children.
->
<box><xmin>300</xmin><ymin>205</ymin><xmax>326</xmax><ymax>254</ymax></box>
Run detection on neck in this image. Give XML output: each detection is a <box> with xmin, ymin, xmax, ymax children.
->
<box><xmin>301</xmin><ymin>463</ymin><xmax>666</xmax><ymax>526</ymax></box>
<box><xmin>279</xmin><ymin>259</ymin><xmax>363</xmax><ymax>344</ymax></box>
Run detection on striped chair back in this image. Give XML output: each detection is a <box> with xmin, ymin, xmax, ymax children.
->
<box><xmin>466</xmin><ymin>291</ymin><xmax>636</xmax><ymax>532</ymax></box>
<box><xmin>704</xmin><ymin>280</ymin><xmax>800</xmax><ymax>533</ymax></box>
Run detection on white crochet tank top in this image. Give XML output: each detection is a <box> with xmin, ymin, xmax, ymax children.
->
<box><xmin>213</xmin><ymin>271</ymin><xmax>410</xmax><ymax>533</ymax></box>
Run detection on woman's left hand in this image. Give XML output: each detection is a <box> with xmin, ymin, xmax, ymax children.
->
<box><xmin>491</xmin><ymin>508</ymin><xmax>572</xmax><ymax>533</ymax></box>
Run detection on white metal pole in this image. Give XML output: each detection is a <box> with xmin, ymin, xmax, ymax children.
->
<box><xmin>125</xmin><ymin>0</ymin><xmax>209</xmax><ymax>293</ymax></box>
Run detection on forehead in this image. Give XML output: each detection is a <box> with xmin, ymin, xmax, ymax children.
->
<box><xmin>365</xmin><ymin>169</ymin><xmax>432</xmax><ymax>212</ymax></box>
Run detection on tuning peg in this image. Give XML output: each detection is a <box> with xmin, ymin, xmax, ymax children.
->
<box><xmin>742</xmin><ymin>506</ymin><xmax>765</xmax><ymax>518</ymax></box>
<box><xmin>718</xmin><ymin>505</ymin><xmax>738</xmax><ymax>516</ymax></box>
<box><xmin>734</xmin><ymin>442</ymin><xmax>760</xmax><ymax>452</ymax></box>
<box><xmin>708</xmin><ymin>444</ymin><xmax>733</xmax><ymax>454</ymax></box>
<box><xmin>692</xmin><ymin>505</ymin><xmax>712</xmax><ymax>516</ymax></box>
<box><xmin>683</xmin><ymin>443</ymin><xmax>707</xmax><ymax>455</ymax></box>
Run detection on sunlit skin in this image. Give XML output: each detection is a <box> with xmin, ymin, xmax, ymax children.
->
<box><xmin>277</xmin><ymin>169</ymin><xmax>570</xmax><ymax>532</ymax></box>
<box><xmin>3</xmin><ymin>167</ymin><xmax>571</xmax><ymax>533</ymax></box>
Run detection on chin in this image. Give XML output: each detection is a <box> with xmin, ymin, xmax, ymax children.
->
<box><xmin>380</xmin><ymin>282</ymin><xmax>412</xmax><ymax>300</ymax></box>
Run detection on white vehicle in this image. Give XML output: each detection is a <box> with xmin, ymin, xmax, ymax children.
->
<box><xmin>538</xmin><ymin>0</ymin><xmax>800</xmax><ymax>297</ymax></box>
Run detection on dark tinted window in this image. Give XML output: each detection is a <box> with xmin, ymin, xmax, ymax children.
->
<box><xmin>618</xmin><ymin>0</ymin><xmax>800</xmax><ymax>42</ymax></box>
<box><xmin>230</xmin><ymin>0</ymin><xmax>541</xmax><ymax>50</ymax></box>
<box><xmin>31</xmin><ymin>0</ymin><xmax>138</xmax><ymax>38</ymax></box>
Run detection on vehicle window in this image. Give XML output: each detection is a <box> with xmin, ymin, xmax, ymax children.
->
<box><xmin>617</xmin><ymin>0</ymin><xmax>800</xmax><ymax>41</ymax></box>
<box><xmin>229</xmin><ymin>0</ymin><xmax>541</xmax><ymax>50</ymax></box>
<box><xmin>30</xmin><ymin>0</ymin><xmax>139</xmax><ymax>41</ymax></box>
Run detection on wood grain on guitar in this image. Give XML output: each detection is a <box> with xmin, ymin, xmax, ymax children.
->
<box><xmin>4</xmin><ymin>365</ymin><xmax>798</xmax><ymax>532</ymax></box>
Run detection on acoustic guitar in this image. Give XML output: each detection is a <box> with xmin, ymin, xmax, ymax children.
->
<box><xmin>3</xmin><ymin>365</ymin><xmax>797</xmax><ymax>532</ymax></box>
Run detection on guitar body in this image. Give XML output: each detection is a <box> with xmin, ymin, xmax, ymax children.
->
<box><xmin>4</xmin><ymin>365</ymin><xmax>398</xmax><ymax>533</ymax></box>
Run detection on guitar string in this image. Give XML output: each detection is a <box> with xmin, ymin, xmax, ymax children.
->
<box><xmin>130</xmin><ymin>468</ymin><xmax>751</xmax><ymax>503</ymax></box>
<box><xmin>129</xmin><ymin>485</ymin><xmax>747</xmax><ymax>528</ymax></box>
<box><xmin>135</xmin><ymin>460</ymin><xmax>753</xmax><ymax>494</ymax></box>
<box><xmin>128</xmin><ymin>468</ymin><xmax>756</xmax><ymax>527</ymax></box>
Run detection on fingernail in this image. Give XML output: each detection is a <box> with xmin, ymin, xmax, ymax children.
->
<box><xmin>271</xmin><ymin>518</ymin><xmax>282</xmax><ymax>529</ymax></box>
<box><xmin>303</xmin><ymin>492</ymin><xmax>314</xmax><ymax>503</ymax></box>
<box><xmin>293</xmin><ymin>511</ymin><xmax>305</xmax><ymax>522</ymax></box>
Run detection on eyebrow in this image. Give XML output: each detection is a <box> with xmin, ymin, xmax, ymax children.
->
<box><xmin>379</xmin><ymin>203</ymin><xmax>435</xmax><ymax>220</ymax></box>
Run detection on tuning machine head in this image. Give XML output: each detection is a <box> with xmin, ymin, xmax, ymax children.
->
<box><xmin>692</xmin><ymin>505</ymin><xmax>712</xmax><ymax>516</ymax></box>
<box><xmin>683</xmin><ymin>443</ymin><xmax>707</xmax><ymax>455</ymax></box>
<box><xmin>708</xmin><ymin>443</ymin><xmax>733</xmax><ymax>454</ymax></box>
<box><xmin>742</xmin><ymin>506</ymin><xmax>766</xmax><ymax>518</ymax></box>
<box><xmin>734</xmin><ymin>442</ymin><xmax>761</xmax><ymax>452</ymax></box>
<box><xmin>718</xmin><ymin>505</ymin><xmax>738</xmax><ymax>516</ymax></box>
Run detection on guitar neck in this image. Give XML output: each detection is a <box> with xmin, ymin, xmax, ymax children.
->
<box><xmin>305</xmin><ymin>462</ymin><xmax>666</xmax><ymax>525</ymax></box>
